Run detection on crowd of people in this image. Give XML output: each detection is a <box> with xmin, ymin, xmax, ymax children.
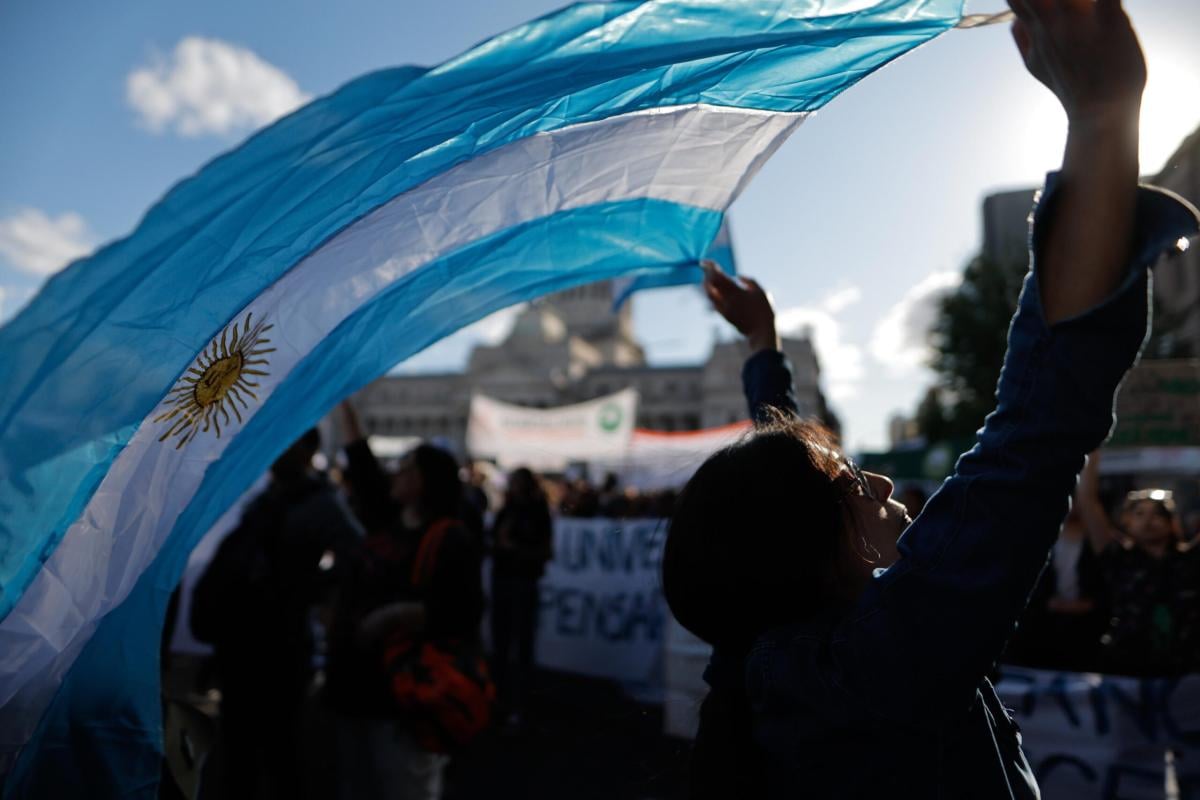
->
<box><xmin>186</xmin><ymin>402</ymin><xmax>561</xmax><ymax>799</ymax></box>
<box><xmin>543</xmin><ymin>476</ymin><xmax>679</xmax><ymax>520</ymax></box>
<box><xmin>170</xmin><ymin>5</ymin><xmax>1200</xmax><ymax>799</ymax></box>
<box><xmin>1008</xmin><ymin>451</ymin><xmax>1200</xmax><ymax>677</ymax></box>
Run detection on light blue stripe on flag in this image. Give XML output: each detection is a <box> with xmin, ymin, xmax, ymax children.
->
<box><xmin>611</xmin><ymin>218</ymin><xmax>737</xmax><ymax>311</ymax></box>
<box><xmin>0</xmin><ymin>0</ymin><xmax>966</xmax><ymax>794</ymax></box>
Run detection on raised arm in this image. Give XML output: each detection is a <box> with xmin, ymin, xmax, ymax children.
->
<box><xmin>702</xmin><ymin>264</ymin><xmax>801</xmax><ymax>423</ymax></box>
<box><xmin>1010</xmin><ymin>0</ymin><xmax>1146</xmax><ymax>324</ymax></box>
<box><xmin>1075</xmin><ymin>450</ymin><xmax>1123</xmax><ymax>553</ymax></box>
<box><xmin>339</xmin><ymin>399</ymin><xmax>396</xmax><ymax>531</ymax></box>
<box><xmin>804</xmin><ymin>0</ymin><xmax>1198</xmax><ymax>725</ymax></box>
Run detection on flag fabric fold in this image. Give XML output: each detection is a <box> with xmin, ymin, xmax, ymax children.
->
<box><xmin>610</xmin><ymin>217</ymin><xmax>737</xmax><ymax>311</ymax></box>
<box><xmin>0</xmin><ymin>0</ymin><xmax>965</xmax><ymax>794</ymax></box>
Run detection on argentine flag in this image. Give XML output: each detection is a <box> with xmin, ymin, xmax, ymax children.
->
<box><xmin>0</xmin><ymin>0</ymin><xmax>967</xmax><ymax>794</ymax></box>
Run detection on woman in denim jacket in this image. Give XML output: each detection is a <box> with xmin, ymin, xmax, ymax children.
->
<box><xmin>662</xmin><ymin>1</ymin><xmax>1200</xmax><ymax>796</ymax></box>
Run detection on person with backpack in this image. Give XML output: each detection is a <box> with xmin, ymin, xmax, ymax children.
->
<box><xmin>190</xmin><ymin>428</ymin><xmax>362</xmax><ymax>800</ymax></box>
<box><xmin>662</xmin><ymin>1</ymin><xmax>1200</xmax><ymax>796</ymax></box>
<box><xmin>326</xmin><ymin>402</ymin><xmax>490</xmax><ymax>800</ymax></box>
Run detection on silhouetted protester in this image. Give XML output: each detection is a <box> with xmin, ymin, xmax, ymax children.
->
<box><xmin>662</xmin><ymin>3</ymin><xmax>1200</xmax><ymax>795</ymax></box>
<box><xmin>598</xmin><ymin>471</ymin><xmax>629</xmax><ymax>517</ymax></box>
<box><xmin>327</xmin><ymin>401</ymin><xmax>487</xmax><ymax>800</ymax></box>
<box><xmin>191</xmin><ymin>428</ymin><xmax>362</xmax><ymax>800</ymax></box>
<box><xmin>489</xmin><ymin>467</ymin><xmax>554</xmax><ymax>724</ymax></box>
<box><xmin>1076</xmin><ymin>451</ymin><xmax>1200</xmax><ymax>676</ymax></box>
<box><xmin>463</xmin><ymin>462</ymin><xmax>491</xmax><ymax>521</ymax></box>
<box><xmin>1005</xmin><ymin>503</ymin><xmax>1107</xmax><ymax>672</ymax></box>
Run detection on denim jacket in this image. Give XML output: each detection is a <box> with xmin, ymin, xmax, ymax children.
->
<box><xmin>720</xmin><ymin>175</ymin><xmax>1199</xmax><ymax>799</ymax></box>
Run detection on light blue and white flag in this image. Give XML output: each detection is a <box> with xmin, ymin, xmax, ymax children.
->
<box><xmin>0</xmin><ymin>0</ymin><xmax>967</xmax><ymax>794</ymax></box>
<box><xmin>611</xmin><ymin>218</ymin><xmax>738</xmax><ymax>311</ymax></box>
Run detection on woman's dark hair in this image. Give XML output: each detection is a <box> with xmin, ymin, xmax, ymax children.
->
<box><xmin>412</xmin><ymin>444</ymin><xmax>463</xmax><ymax>520</ymax></box>
<box><xmin>507</xmin><ymin>466</ymin><xmax>546</xmax><ymax>504</ymax></box>
<box><xmin>662</xmin><ymin>416</ymin><xmax>848</xmax><ymax>651</ymax></box>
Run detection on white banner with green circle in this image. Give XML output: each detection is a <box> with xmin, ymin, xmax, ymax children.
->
<box><xmin>466</xmin><ymin>389</ymin><xmax>638</xmax><ymax>470</ymax></box>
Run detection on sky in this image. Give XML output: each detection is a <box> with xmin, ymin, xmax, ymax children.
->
<box><xmin>2</xmin><ymin>0</ymin><xmax>1198</xmax><ymax>452</ymax></box>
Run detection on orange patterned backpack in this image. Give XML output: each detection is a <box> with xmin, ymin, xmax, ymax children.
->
<box><xmin>382</xmin><ymin>519</ymin><xmax>496</xmax><ymax>752</ymax></box>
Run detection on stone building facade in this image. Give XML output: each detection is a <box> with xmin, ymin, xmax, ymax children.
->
<box><xmin>352</xmin><ymin>279</ymin><xmax>830</xmax><ymax>453</ymax></box>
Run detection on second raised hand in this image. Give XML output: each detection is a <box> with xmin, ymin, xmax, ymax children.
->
<box><xmin>702</xmin><ymin>261</ymin><xmax>780</xmax><ymax>355</ymax></box>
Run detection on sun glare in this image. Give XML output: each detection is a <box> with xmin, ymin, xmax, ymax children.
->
<box><xmin>1004</xmin><ymin>47</ymin><xmax>1200</xmax><ymax>181</ymax></box>
<box><xmin>1140</xmin><ymin>56</ymin><xmax>1200</xmax><ymax>173</ymax></box>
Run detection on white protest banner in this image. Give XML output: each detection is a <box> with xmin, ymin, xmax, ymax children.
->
<box><xmin>597</xmin><ymin>422</ymin><xmax>750</xmax><ymax>491</ymax></box>
<box><xmin>466</xmin><ymin>389</ymin><xmax>638</xmax><ymax>471</ymax></box>
<box><xmin>995</xmin><ymin>667</ymin><xmax>1200</xmax><ymax>799</ymax></box>
<box><xmin>534</xmin><ymin>517</ymin><xmax>667</xmax><ymax>685</ymax></box>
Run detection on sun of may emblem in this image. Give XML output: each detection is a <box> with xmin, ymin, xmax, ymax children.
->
<box><xmin>155</xmin><ymin>312</ymin><xmax>275</xmax><ymax>449</ymax></box>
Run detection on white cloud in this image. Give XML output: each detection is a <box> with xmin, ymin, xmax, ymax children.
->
<box><xmin>869</xmin><ymin>271</ymin><xmax>962</xmax><ymax>374</ymax></box>
<box><xmin>0</xmin><ymin>209</ymin><xmax>96</xmax><ymax>275</ymax></box>
<box><xmin>127</xmin><ymin>37</ymin><xmax>310</xmax><ymax>137</ymax></box>
<box><xmin>821</xmin><ymin>285</ymin><xmax>862</xmax><ymax>315</ymax></box>
<box><xmin>0</xmin><ymin>285</ymin><xmax>40</xmax><ymax>325</ymax></box>
<box><xmin>777</xmin><ymin>305</ymin><xmax>864</xmax><ymax>401</ymax></box>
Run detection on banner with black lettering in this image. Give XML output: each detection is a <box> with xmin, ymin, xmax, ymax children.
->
<box><xmin>994</xmin><ymin>667</ymin><xmax>1200</xmax><ymax>799</ymax></box>
<box><xmin>533</xmin><ymin>517</ymin><xmax>667</xmax><ymax>685</ymax></box>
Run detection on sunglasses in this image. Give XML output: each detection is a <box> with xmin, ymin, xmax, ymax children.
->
<box><xmin>844</xmin><ymin>458</ymin><xmax>878</xmax><ymax>503</ymax></box>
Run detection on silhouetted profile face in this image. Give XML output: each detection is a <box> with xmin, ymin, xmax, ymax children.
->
<box><xmin>838</xmin><ymin>469</ymin><xmax>909</xmax><ymax>588</ymax></box>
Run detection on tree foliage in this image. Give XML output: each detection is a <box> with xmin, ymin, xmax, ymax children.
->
<box><xmin>922</xmin><ymin>256</ymin><xmax>1027</xmax><ymax>440</ymax></box>
<box><xmin>916</xmin><ymin>250</ymin><xmax>1194</xmax><ymax>442</ymax></box>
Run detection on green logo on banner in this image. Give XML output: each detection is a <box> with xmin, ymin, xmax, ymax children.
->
<box><xmin>598</xmin><ymin>402</ymin><xmax>623</xmax><ymax>433</ymax></box>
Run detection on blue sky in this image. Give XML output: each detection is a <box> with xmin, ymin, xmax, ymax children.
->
<box><xmin>2</xmin><ymin>0</ymin><xmax>1198</xmax><ymax>450</ymax></box>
